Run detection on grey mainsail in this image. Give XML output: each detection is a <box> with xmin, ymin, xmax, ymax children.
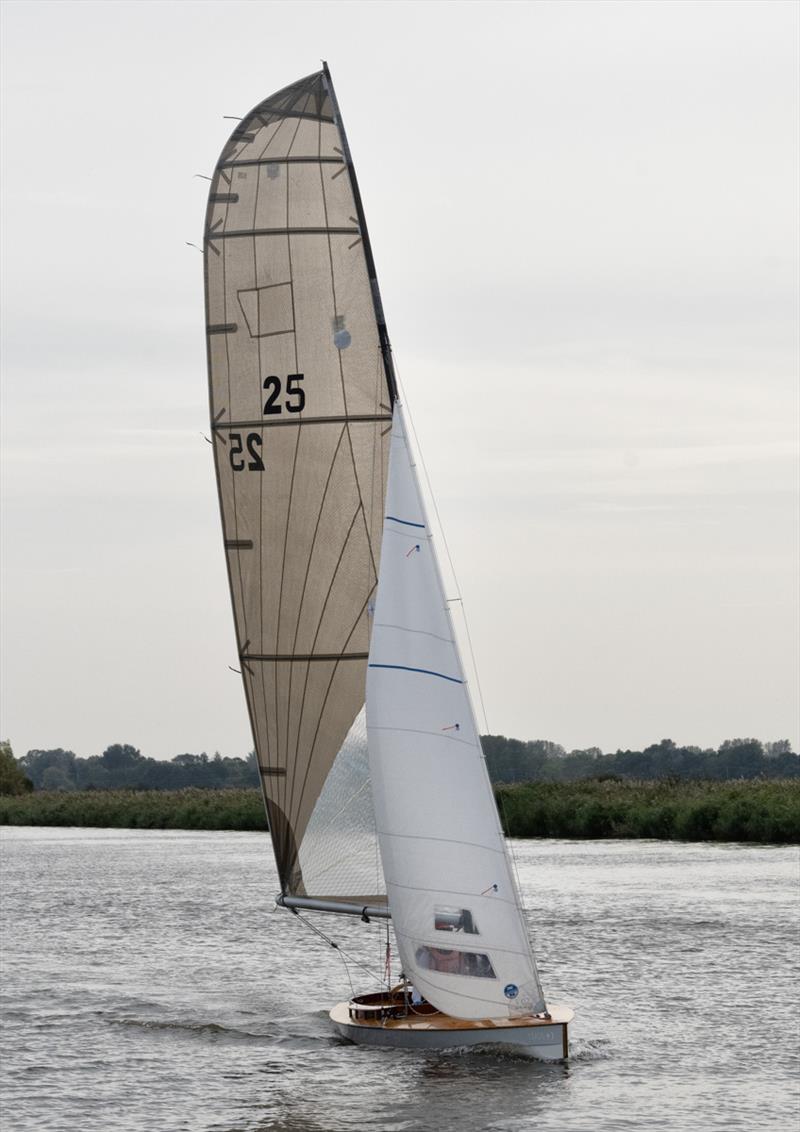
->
<box><xmin>204</xmin><ymin>67</ymin><xmax>395</xmax><ymax>904</ymax></box>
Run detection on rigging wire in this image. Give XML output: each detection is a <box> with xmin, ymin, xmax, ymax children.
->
<box><xmin>392</xmin><ymin>360</ymin><xmax>490</xmax><ymax>730</ymax></box>
<box><xmin>290</xmin><ymin>909</ymin><xmax>389</xmax><ymax>994</ymax></box>
<box><xmin>384</xmin><ymin>921</ymin><xmax>392</xmax><ymax>986</ymax></box>
<box><xmin>391</xmin><ymin>363</ymin><xmax>490</xmax><ymax>735</ymax></box>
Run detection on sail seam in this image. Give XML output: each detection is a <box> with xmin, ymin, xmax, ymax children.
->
<box><xmin>280</xmin><ymin>433</ymin><xmax>347</xmax><ymax>825</ymax></box>
<box><xmin>285</xmin><ymin>99</ymin><xmax>358</xmax><ymax>830</ymax></box>
<box><xmin>368</xmin><ymin>724</ymin><xmax>473</xmax><ymax>747</ymax></box>
<box><xmin>317</xmin><ymin>113</ymin><xmax>381</xmax><ymax>600</ymax></box>
<box><xmin>377</xmin><ymin>830</ymin><xmax>505</xmax><ymax>854</ymax></box>
<box><xmin>269</xmin><ymin>94</ymin><xmax>314</xmax><ymax>857</ymax></box>
<box><xmin>253</xmin><ymin>102</ymin><xmax>292</xmax><ymax>163</ymax></box>
<box><xmin>385</xmin><ymin>879</ymin><xmax>519</xmax><ymax>908</ymax></box>
<box><xmin>383</xmin><ymin>527</ymin><xmax>431</xmax><ymax>544</ymax></box>
<box><xmin>271</xmin><ymin>170</ymin><xmax>298</xmax><ymax>824</ymax></box>
<box><xmin>393</xmin><ymin>926</ymin><xmax>532</xmax><ymax>961</ymax></box>
<box><xmin>372</xmin><ymin>623</ymin><xmax>454</xmax><ymax>645</ymax></box>
<box><xmin>252</xmin><ymin>96</ymin><xmax>269</xmax><ymax>827</ymax></box>
<box><xmin>290</xmin><ymin>590</ymin><xmax>373</xmax><ymax>843</ymax></box>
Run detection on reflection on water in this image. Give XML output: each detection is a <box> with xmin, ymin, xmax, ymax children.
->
<box><xmin>1</xmin><ymin>828</ymin><xmax>798</xmax><ymax>1131</ymax></box>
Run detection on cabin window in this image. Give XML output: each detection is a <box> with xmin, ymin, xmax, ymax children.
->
<box><xmin>414</xmin><ymin>945</ymin><xmax>496</xmax><ymax>979</ymax></box>
<box><xmin>434</xmin><ymin>906</ymin><xmax>478</xmax><ymax>935</ymax></box>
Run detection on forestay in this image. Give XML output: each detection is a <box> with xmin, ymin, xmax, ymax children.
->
<box><xmin>204</xmin><ymin>68</ymin><xmax>393</xmax><ymax>904</ymax></box>
<box><xmin>366</xmin><ymin>408</ymin><xmax>546</xmax><ymax>1019</ymax></box>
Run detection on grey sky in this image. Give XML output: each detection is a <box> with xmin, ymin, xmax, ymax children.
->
<box><xmin>1</xmin><ymin>0</ymin><xmax>798</xmax><ymax>761</ymax></box>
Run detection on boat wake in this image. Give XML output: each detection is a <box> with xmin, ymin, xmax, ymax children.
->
<box><xmin>568</xmin><ymin>1037</ymin><xmax>613</xmax><ymax>1061</ymax></box>
<box><xmin>431</xmin><ymin>1043</ymin><xmax>569</xmax><ymax>1064</ymax></box>
<box><xmin>111</xmin><ymin>1016</ymin><xmax>266</xmax><ymax>1041</ymax></box>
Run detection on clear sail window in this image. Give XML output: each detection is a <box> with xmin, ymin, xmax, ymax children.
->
<box><xmin>414</xmin><ymin>945</ymin><xmax>496</xmax><ymax>979</ymax></box>
<box><xmin>434</xmin><ymin>907</ymin><xmax>478</xmax><ymax>934</ymax></box>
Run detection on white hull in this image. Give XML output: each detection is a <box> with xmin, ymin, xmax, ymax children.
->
<box><xmin>330</xmin><ymin>999</ymin><xmax>572</xmax><ymax>1060</ymax></box>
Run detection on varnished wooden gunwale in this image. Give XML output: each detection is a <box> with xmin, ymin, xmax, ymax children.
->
<box><xmin>330</xmin><ymin>1000</ymin><xmax>573</xmax><ymax>1033</ymax></box>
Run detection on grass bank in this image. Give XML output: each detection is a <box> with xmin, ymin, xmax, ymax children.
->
<box><xmin>0</xmin><ymin>780</ymin><xmax>797</xmax><ymax>843</ymax></box>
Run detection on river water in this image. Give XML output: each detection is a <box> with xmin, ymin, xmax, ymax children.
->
<box><xmin>1</xmin><ymin>828</ymin><xmax>797</xmax><ymax>1132</ymax></box>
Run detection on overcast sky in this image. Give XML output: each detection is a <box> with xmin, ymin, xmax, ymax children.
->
<box><xmin>1</xmin><ymin>0</ymin><xmax>798</xmax><ymax>761</ymax></box>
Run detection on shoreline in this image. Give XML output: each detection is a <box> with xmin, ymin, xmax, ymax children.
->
<box><xmin>1</xmin><ymin>780</ymin><xmax>797</xmax><ymax>844</ymax></box>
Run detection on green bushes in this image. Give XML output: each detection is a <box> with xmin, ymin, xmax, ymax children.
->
<box><xmin>0</xmin><ymin>788</ymin><xmax>268</xmax><ymax>831</ymax></box>
<box><xmin>494</xmin><ymin>779</ymin><xmax>800</xmax><ymax>844</ymax></box>
<box><xmin>0</xmin><ymin>740</ymin><xmax>33</xmax><ymax>795</ymax></box>
<box><xmin>1</xmin><ymin>781</ymin><xmax>797</xmax><ymax>844</ymax></box>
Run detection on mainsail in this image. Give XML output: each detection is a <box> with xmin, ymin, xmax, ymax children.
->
<box><xmin>204</xmin><ymin>67</ymin><xmax>394</xmax><ymax>904</ymax></box>
<box><xmin>366</xmin><ymin>407</ymin><xmax>546</xmax><ymax>1019</ymax></box>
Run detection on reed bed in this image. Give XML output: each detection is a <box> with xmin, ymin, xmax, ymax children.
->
<box><xmin>0</xmin><ymin>780</ymin><xmax>797</xmax><ymax>843</ymax></box>
<box><xmin>0</xmin><ymin>788</ymin><xmax>268</xmax><ymax>831</ymax></box>
<box><xmin>496</xmin><ymin>778</ymin><xmax>800</xmax><ymax>844</ymax></box>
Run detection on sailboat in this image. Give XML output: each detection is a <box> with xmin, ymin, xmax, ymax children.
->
<box><xmin>203</xmin><ymin>64</ymin><xmax>572</xmax><ymax>1059</ymax></box>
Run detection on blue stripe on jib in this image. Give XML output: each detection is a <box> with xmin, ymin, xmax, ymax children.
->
<box><xmin>385</xmin><ymin>515</ymin><xmax>425</xmax><ymax>529</ymax></box>
<box><xmin>368</xmin><ymin>663</ymin><xmax>462</xmax><ymax>684</ymax></box>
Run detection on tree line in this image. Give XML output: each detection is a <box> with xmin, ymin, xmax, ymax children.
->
<box><xmin>1</xmin><ymin>742</ymin><xmax>256</xmax><ymax>794</ymax></box>
<box><xmin>1</xmin><ymin>734</ymin><xmax>797</xmax><ymax>796</ymax></box>
<box><xmin>481</xmin><ymin>736</ymin><xmax>798</xmax><ymax>783</ymax></box>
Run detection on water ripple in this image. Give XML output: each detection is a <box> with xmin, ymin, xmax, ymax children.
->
<box><xmin>2</xmin><ymin>829</ymin><xmax>798</xmax><ymax>1132</ymax></box>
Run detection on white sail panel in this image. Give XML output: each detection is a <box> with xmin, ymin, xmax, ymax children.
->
<box><xmin>366</xmin><ymin>408</ymin><xmax>546</xmax><ymax>1019</ymax></box>
<box><xmin>297</xmin><ymin>708</ymin><xmax>385</xmax><ymax>901</ymax></box>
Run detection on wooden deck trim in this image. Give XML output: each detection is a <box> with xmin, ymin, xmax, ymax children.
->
<box><xmin>330</xmin><ymin>1000</ymin><xmax>573</xmax><ymax>1033</ymax></box>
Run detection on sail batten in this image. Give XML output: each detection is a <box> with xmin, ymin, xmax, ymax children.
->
<box><xmin>219</xmin><ymin>157</ymin><xmax>346</xmax><ymax>168</ymax></box>
<box><xmin>213</xmin><ymin>414</ymin><xmax>393</xmax><ymax>430</ymax></box>
<box><xmin>208</xmin><ymin>227</ymin><xmax>361</xmax><ymax>238</ymax></box>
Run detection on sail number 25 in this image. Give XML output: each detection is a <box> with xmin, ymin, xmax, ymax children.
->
<box><xmin>229</xmin><ymin>433</ymin><xmax>264</xmax><ymax>472</ymax></box>
<box><xmin>263</xmin><ymin>373</ymin><xmax>305</xmax><ymax>415</ymax></box>
<box><xmin>227</xmin><ymin>373</ymin><xmax>306</xmax><ymax>472</ymax></box>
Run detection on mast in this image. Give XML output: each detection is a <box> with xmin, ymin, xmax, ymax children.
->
<box><xmin>321</xmin><ymin>61</ymin><xmax>398</xmax><ymax>406</ymax></box>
